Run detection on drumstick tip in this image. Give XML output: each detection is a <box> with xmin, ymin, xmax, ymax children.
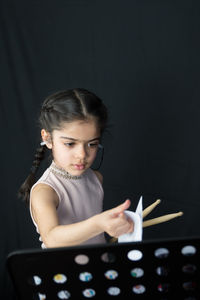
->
<box><xmin>178</xmin><ymin>211</ymin><xmax>184</xmax><ymax>216</ymax></box>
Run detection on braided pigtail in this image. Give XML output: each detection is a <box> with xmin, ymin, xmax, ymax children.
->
<box><xmin>18</xmin><ymin>144</ymin><xmax>46</xmax><ymax>204</ymax></box>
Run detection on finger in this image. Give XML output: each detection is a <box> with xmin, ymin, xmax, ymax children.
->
<box><xmin>118</xmin><ymin>212</ymin><xmax>125</xmax><ymax>218</ymax></box>
<box><xmin>127</xmin><ymin>218</ymin><xmax>134</xmax><ymax>233</ymax></box>
<box><xmin>116</xmin><ymin>219</ymin><xmax>134</xmax><ymax>237</ymax></box>
<box><xmin>112</xmin><ymin>199</ymin><xmax>131</xmax><ymax>217</ymax></box>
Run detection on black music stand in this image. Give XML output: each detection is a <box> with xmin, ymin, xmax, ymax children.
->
<box><xmin>7</xmin><ymin>236</ymin><xmax>200</xmax><ymax>299</ymax></box>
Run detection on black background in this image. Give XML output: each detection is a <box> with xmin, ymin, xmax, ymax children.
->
<box><xmin>1</xmin><ymin>0</ymin><xmax>200</xmax><ymax>298</ymax></box>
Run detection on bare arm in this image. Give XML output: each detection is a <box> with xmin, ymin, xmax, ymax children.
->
<box><xmin>31</xmin><ymin>184</ymin><xmax>134</xmax><ymax>248</ymax></box>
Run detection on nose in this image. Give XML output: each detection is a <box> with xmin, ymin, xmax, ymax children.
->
<box><xmin>75</xmin><ymin>144</ymin><xmax>87</xmax><ymax>160</ymax></box>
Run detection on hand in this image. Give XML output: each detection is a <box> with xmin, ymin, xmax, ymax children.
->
<box><xmin>96</xmin><ymin>199</ymin><xmax>134</xmax><ymax>237</ymax></box>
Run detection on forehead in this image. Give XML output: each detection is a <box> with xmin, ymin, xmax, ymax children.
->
<box><xmin>53</xmin><ymin>119</ymin><xmax>100</xmax><ymax>140</ymax></box>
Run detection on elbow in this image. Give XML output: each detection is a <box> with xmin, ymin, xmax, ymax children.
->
<box><xmin>41</xmin><ymin>230</ymin><xmax>75</xmax><ymax>248</ymax></box>
<box><xmin>42</xmin><ymin>235</ymin><xmax>57</xmax><ymax>248</ymax></box>
<box><xmin>41</xmin><ymin>230</ymin><xmax>61</xmax><ymax>248</ymax></box>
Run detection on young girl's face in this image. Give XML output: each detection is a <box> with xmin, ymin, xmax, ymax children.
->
<box><xmin>43</xmin><ymin>119</ymin><xmax>101</xmax><ymax>175</ymax></box>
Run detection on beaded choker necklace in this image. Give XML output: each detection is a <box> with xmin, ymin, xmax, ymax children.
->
<box><xmin>50</xmin><ymin>162</ymin><xmax>82</xmax><ymax>180</ymax></box>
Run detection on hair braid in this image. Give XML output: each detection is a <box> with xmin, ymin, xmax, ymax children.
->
<box><xmin>18</xmin><ymin>144</ymin><xmax>46</xmax><ymax>203</ymax></box>
<box><xmin>31</xmin><ymin>146</ymin><xmax>46</xmax><ymax>173</ymax></box>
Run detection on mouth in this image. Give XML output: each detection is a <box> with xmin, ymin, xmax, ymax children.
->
<box><xmin>73</xmin><ymin>164</ymin><xmax>86</xmax><ymax>170</ymax></box>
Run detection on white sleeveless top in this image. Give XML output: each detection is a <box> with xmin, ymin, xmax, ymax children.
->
<box><xmin>30</xmin><ymin>162</ymin><xmax>106</xmax><ymax>248</ymax></box>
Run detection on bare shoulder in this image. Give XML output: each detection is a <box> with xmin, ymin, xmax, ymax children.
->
<box><xmin>93</xmin><ymin>170</ymin><xmax>103</xmax><ymax>185</ymax></box>
<box><xmin>31</xmin><ymin>183</ymin><xmax>59</xmax><ymax>208</ymax></box>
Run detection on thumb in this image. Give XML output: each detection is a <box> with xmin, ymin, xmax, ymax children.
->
<box><xmin>112</xmin><ymin>199</ymin><xmax>131</xmax><ymax>217</ymax></box>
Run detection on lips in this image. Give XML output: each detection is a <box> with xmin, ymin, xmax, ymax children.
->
<box><xmin>73</xmin><ymin>164</ymin><xmax>85</xmax><ymax>170</ymax></box>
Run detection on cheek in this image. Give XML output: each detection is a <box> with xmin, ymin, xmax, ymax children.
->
<box><xmin>53</xmin><ymin>145</ymin><xmax>71</xmax><ymax>161</ymax></box>
<box><xmin>89</xmin><ymin>150</ymin><xmax>98</xmax><ymax>161</ymax></box>
<box><xmin>61</xmin><ymin>150</ymin><xmax>72</xmax><ymax>161</ymax></box>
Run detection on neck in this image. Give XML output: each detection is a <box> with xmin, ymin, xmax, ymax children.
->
<box><xmin>50</xmin><ymin>161</ymin><xmax>82</xmax><ymax>180</ymax></box>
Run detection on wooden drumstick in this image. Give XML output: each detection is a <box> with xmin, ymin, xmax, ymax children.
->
<box><xmin>143</xmin><ymin>199</ymin><xmax>161</xmax><ymax>218</ymax></box>
<box><xmin>142</xmin><ymin>211</ymin><xmax>183</xmax><ymax>228</ymax></box>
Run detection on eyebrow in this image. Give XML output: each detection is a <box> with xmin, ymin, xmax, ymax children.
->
<box><xmin>60</xmin><ymin>136</ymin><xmax>101</xmax><ymax>142</ymax></box>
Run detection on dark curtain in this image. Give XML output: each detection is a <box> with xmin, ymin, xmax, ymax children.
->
<box><xmin>1</xmin><ymin>0</ymin><xmax>200</xmax><ymax>298</ymax></box>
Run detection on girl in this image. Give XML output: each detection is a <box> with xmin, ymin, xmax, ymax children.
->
<box><xmin>19</xmin><ymin>88</ymin><xmax>134</xmax><ymax>248</ymax></box>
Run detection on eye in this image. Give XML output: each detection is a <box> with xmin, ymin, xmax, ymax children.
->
<box><xmin>88</xmin><ymin>142</ymin><xmax>99</xmax><ymax>148</ymax></box>
<box><xmin>64</xmin><ymin>142</ymin><xmax>75</xmax><ymax>147</ymax></box>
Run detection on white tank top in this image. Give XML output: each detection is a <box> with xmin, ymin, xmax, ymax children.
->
<box><xmin>30</xmin><ymin>162</ymin><xmax>106</xmax><ymax>248</ymax></box>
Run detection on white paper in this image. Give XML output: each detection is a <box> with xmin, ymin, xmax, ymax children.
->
<box><xmin>118</xmin><ymin>196</ymin><xmax>143</xmax><ymax>243</ymax></box>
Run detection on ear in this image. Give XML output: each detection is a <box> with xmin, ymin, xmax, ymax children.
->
<box><xmin>41</xmin><ymin>129</ymin><xmax>52</xmax><ymax>149</ymax></box>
